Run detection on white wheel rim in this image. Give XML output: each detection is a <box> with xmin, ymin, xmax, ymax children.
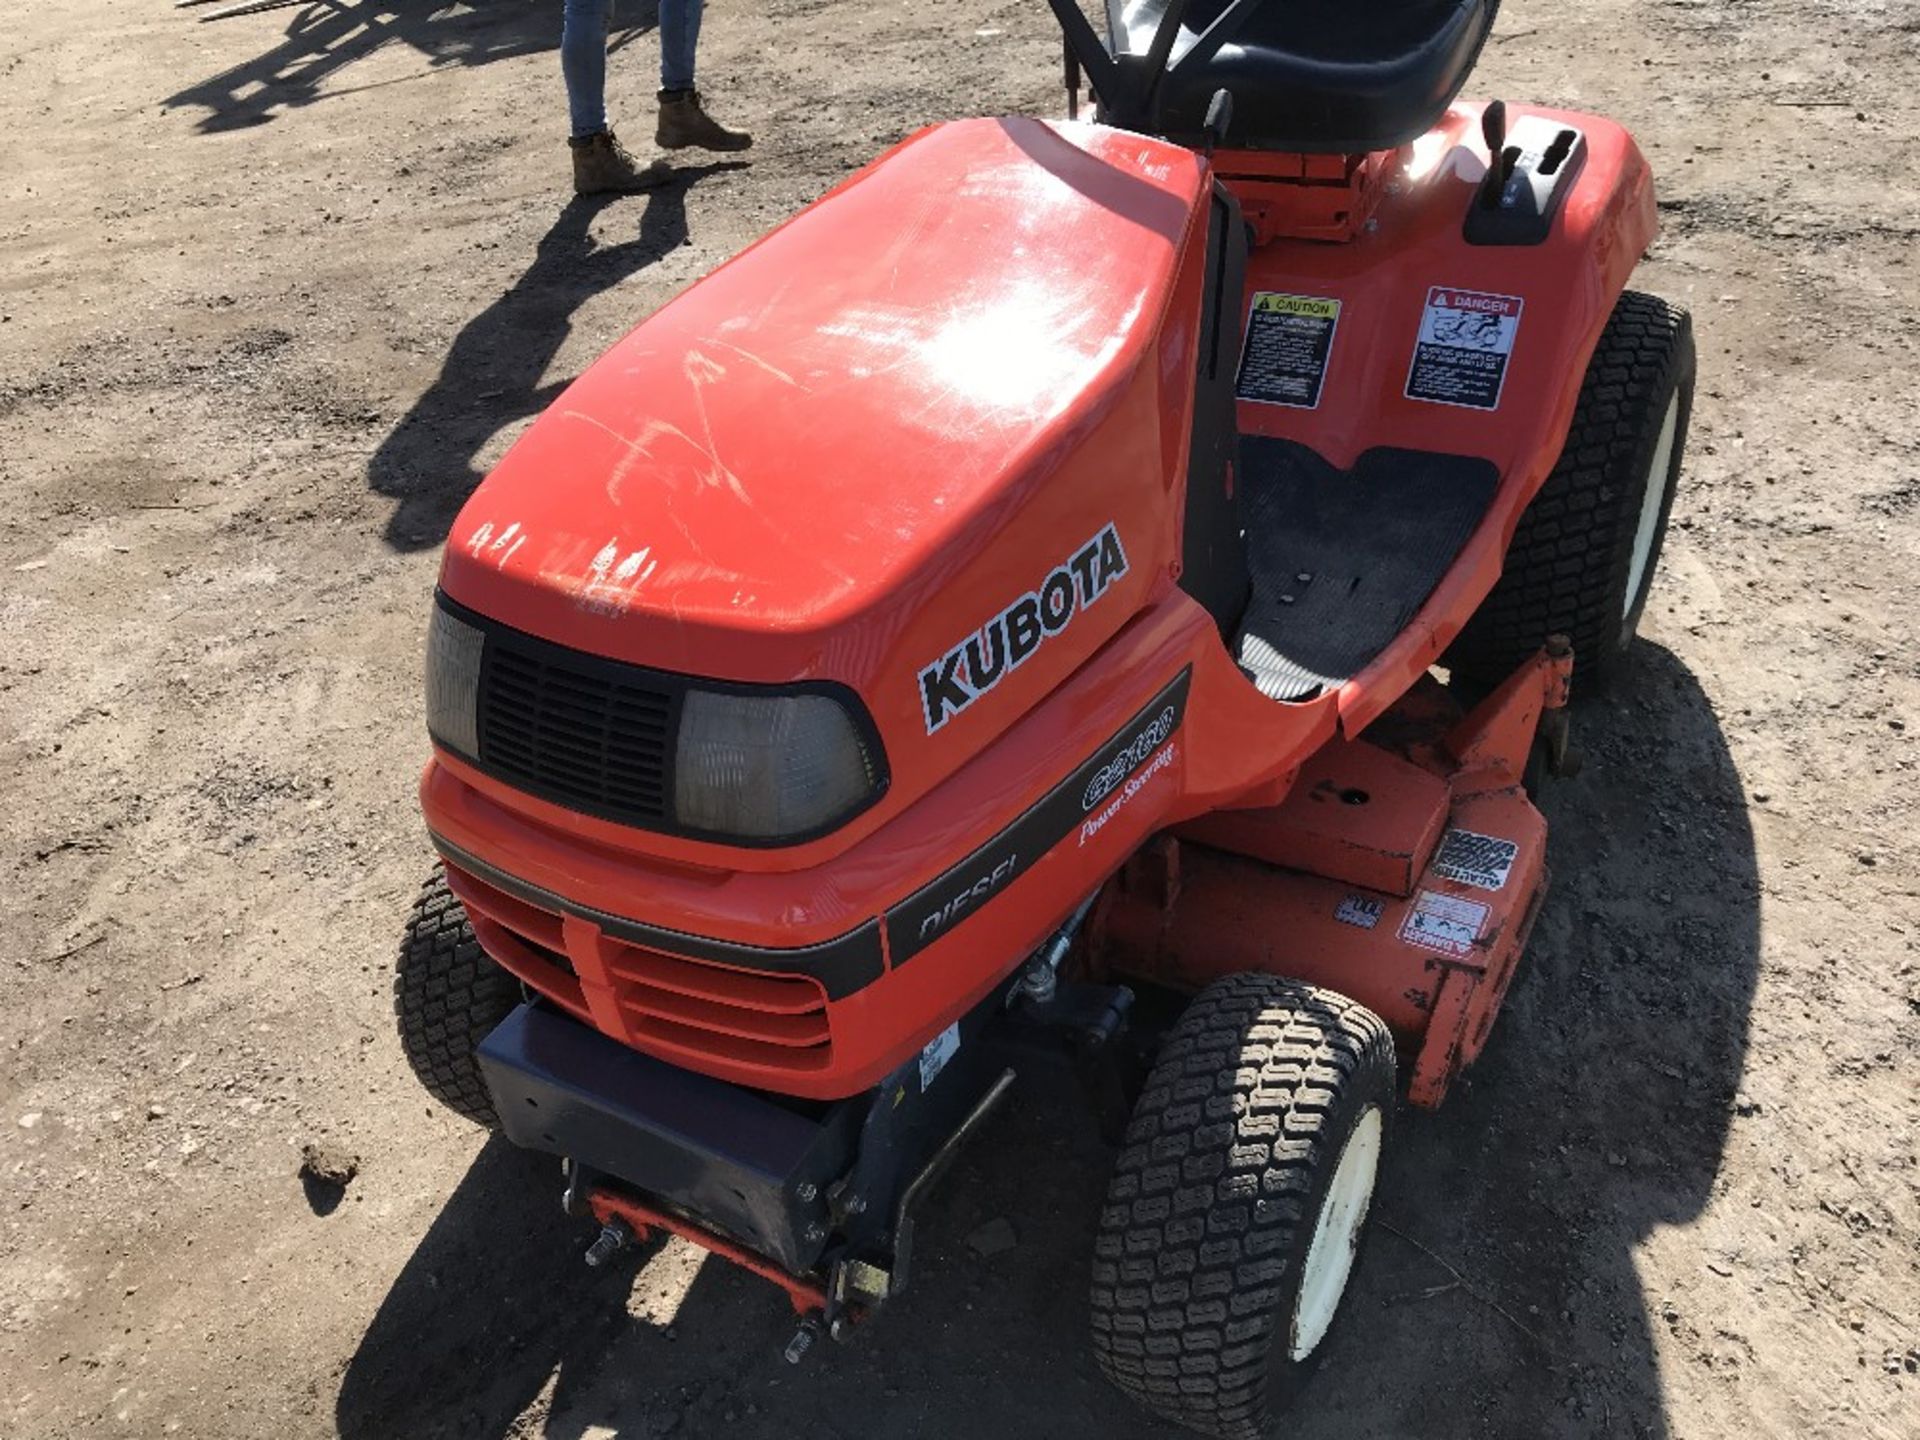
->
<box><xmin>1623</xmin><ymin>391</ymin><xmax>1681</xmax><ymax>622</ymax></box>
<box><xmin>1288</xmin><ymin>1105</ymin><xmax>1383</xmax><ymax>1362</ymax></box>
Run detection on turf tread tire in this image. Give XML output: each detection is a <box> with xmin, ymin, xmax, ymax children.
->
<box><xmin>1447</xmin><ymin>289</ymin><xmax>1695</xmax><ymax>686</ymax></box>
<box><xmin>1090</xmin><ymin>974</ymin><xmax>1396</xmax><ymax>1440</ymax></box>
<box><xmin>393</xmin><ymin>865</ymin><xmax>519</xmax><ymax>1128</ymax></box>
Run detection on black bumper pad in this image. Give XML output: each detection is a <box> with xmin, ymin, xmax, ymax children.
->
<box><xmin>478</xmin><ymin>1005</ymin><xmax>859</xmax><ymax>1273</ymax></box>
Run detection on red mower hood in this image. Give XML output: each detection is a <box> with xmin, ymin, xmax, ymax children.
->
<box><xmin>439</xmin><ymin>117</ymin><xmax>1208</xmax><ymax>795</ymax></box>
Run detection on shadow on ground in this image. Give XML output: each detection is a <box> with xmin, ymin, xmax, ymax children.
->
<box><xmin>338</xmin><ymin>642</ymin><xmax>1757</xmax><ymax>1439</ymax></box>
<box><xmin>368</xmin><ymin>166</ymin><xmax>740</xmax><ymax>551</ymax></box>
<box><xmin>167</xmin><ymin>0</ymin><xmax>657</xmax><ymax>134</ymax></box>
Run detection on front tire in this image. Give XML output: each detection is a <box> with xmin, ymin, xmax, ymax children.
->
<box><xmin>1090</xmin><ymin>975</ymin><xmax>1397</xmax><ymax>1439</ymax></box>
<box><xmin>1448</xmin><ymin>289</ymin><xmax>1696</xmax><ymax>687</ymax></box>
<box><xmin>393</xmin><ymin>865</ymin><xmax>520</xmax><ymax>1128</ymax></box>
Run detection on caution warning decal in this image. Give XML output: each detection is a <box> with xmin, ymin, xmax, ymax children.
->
<box><xmin>1236</xmin><ymin>292</ymin><xmax>1342</xmax><ymax>409</ymax></box>
<box><xmin>1431</xmin><ymin>829</ymin><xmax>1520</xmax><ymax>892</ymax></box>
<box><xmin>1405</xmin><ymin>286</ymin><xmax>1524</xmax><ymax>410</ymax></box>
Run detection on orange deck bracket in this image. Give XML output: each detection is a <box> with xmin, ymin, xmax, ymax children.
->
<box><xmin>588</xmin><ymin>1187</ymin><xmax>831</xmax><ymax>1318</ymax></box>
<box><xmin>1405</xmin><ymin>866</ymin><xmax>1551</xmax><ymax>1109</ymax></box>
<box><xmin>1215</xmin><ymin>147</ymin><xmax>1402</xmax><ymax>245</ymax></box>
<box><xmin>1442</xmin><ymin>635</ymin><xmax>1576</xmax><ymax>792</ymax></box>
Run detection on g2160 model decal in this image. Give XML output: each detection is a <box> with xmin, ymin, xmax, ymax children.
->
<box><xmin>1081</xmin><ymin>703</ymin><xmax>1178</xmax><ymax>813</ymax></box>
<box><xmin>918</xmin><ymin>524</ymin><xmax>1129</xmax><ymax>734</ymax></box>
<box><xmin>888</xmin><ymin>668</ymin><xmax>1191</xmax><ymax>964</ymax></box>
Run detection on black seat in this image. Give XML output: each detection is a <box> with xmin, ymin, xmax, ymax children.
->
<box><xmin>1108</xmin><ymin>0</ymin><xmax>1500</xmax><ymax>155</ymax></box>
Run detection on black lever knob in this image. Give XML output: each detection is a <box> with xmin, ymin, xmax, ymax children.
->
<box><xmin>1482</xmin><ymin>98</ymin><xmax>1507</xmax><ymax>155</ymax></box>
<box><xmin>1479</xmin><ymin>99</ymin><xmax>1509</xmax><ymax>209</ymax></box>
<box><xmin>1203</xmin><ymin>88</ymin><xmax>1234</xmax><ymax>154</ymax></box>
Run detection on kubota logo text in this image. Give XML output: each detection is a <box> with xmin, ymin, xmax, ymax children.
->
<box><xmin>918</xmin><ymin>524</ymin><xmax>1129</xmax><ymax>734</ymax></box>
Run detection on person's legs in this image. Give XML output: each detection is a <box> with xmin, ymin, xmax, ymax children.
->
<box><xmin>655</xmin><ymin>0</ymin><xmax>752</xmax><ymax>152</ymax></box>
<box><xmin>561</xmin><ymin>0</ymin><xmax>612</xmax><ymax>138</ymax></box>
<box><xmin>565</xmin><ymin>0</ymin><xmax>673</xmax><ymax>194</ymax></box>
<box><xmin>657</xmin><ymin>0</ymin><xmax>703</xmax><ymax>94</ymax></box>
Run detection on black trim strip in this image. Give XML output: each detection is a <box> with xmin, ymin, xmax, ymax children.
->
<box><xmin>885</xmin><ymin>668</ymin><xmax>1194</xmax><ymax>965</ymax></box>
<box><xmin>430</xmin><ymin>833</ymin><xmax>886</xmax><ymax>1001</ymax></box>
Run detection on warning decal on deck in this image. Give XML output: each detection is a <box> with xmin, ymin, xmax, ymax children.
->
<box><xmin>918</xmin><ymin>1022</ymin><xmax>960</xmax><ymax>1091</ymax></box>
<box><xmin>1236</xmin><ymin>292</ymin><xmax>1342</xmax><ymax>409</ymax></box>
<box><xmin>1334</xmin><ymin>893</ymin><xmax>1384</xmax><ymax>930</ymax></box>
<box><xmin>1431</xmin><ymin>829</ymin><xmax>1520</xmax><ymax>891</ymax></box>
<box><xmin>1399</xmin><ymin>889</ymin><xmax>1491</xmax><ymax>959</ymax></box>
<box><xmin>1405</xmin><ymin>286</ymin><xmax>1524</xmax><ymax>410</ymax></box>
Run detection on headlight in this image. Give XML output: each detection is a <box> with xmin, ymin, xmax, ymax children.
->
<box><xmin>674</xmin><ymin>689</ymin><xmax>882</xmax><ymax>841</ymax></box>
<box><xmin>426</xmin><ymin>594</ymin><xmax>884</xmax><ymax>844</ymax></box>
<box><xmin>424</xmin><ymin>603</ymin><xmax>484</xmax><ymax>757</ymax></box>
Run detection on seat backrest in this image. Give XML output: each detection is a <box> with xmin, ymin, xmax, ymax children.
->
<box><xmin>1105</xmin><ymin>0</ymin><xmax>1501</xmax><ymax>155</ymax></box>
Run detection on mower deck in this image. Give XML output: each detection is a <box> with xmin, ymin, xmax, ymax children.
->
<box><xmin>1095</xmin><ymin>641</ymin><xmax>1569</xmax><ymax>1107</ymax></box>
<box><xmin>1233</xmin><ymin>440</ymin><xmax>1501</xmax><ymax>700</ymax></box>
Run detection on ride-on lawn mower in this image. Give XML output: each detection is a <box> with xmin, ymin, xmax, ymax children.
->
<box><xmin>395</xmin><ymin>1</ymin><xmax>1693</xmax><ymax>1432</ymax></box>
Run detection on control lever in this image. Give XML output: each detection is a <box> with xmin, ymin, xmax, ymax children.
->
<box><xmin>1202</xmin><ymin>88</ymin><xmax>1234</xmax><ymax>155</ymax></box>
<box><xmin>1479</xmin><ymin>99</ymin><xmax>1510</xmax><ymax>209</ymax></box>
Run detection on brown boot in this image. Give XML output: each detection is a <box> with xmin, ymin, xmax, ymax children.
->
<box><xmin>656</xmin><ymin>90</ymin><xmax>753</xmax><ymax>152</ymax></box>
<box><xmin>570</xmin><ymin>130</ymin><xmax>674</xmax><ymax>195</ymax></box>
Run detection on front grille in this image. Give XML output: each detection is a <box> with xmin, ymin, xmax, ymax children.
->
<box><xmin>474</xmin><ymin>619</ymin><xmax>678</xmax><ymax>827</ymax></box>
<box><xmin>600</xmin><ymin>940</ymin><xmax>833</xmax><ymax>1071</ymax></box>
<box><xmin>444</xmin><ymin>859</ymin><xmax>834</xmax><ymax>1076</ymax></box>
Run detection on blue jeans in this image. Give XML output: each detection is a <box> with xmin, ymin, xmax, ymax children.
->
<box><xmin>562</xmin><ymin>0</ymin><xmax>704</xmax><ymax>138</ymax></box>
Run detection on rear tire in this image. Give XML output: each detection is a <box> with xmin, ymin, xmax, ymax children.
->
<box><xmin>393</xmin><ymin>865</ymin><xmax>520</xmax><ymax>1128</ymax></box>
<box><xmin>1447</xmin><ymin>289</ymin><xmax>1695</xmax><ymax>687</ymax></box>
<box><xmin>1090</xmin><ymin>975</ymin><xmax>1397</xmax><ymax>1440</ymax></box>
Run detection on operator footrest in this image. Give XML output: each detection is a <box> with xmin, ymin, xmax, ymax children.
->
<box><xmin>1232</xmin><ymin>439</ymin><xmax>1499</xmax><ymax>700</ymax></box>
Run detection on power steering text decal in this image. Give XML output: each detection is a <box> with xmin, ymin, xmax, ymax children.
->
<box><xmin>917</xmin><ymin>524</ymin><xmax>1129</xmax><ymax>734</ymax></box>
<box><xmin>887</xmin><ymin>669</ymin><xmax>1190</xmax><ymax>964</ymax></box>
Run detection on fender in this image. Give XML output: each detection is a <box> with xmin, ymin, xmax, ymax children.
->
<box><xmin>1218</xmin><ymin>101</ymin><xmax>1658</xmax><ymax>732</ymax></box>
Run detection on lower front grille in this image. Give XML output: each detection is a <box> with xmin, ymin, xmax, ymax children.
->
<box><xmin>443</xmin><ymin>859</ymin><xmax>833</xmax><ymax>1075</ymax></box>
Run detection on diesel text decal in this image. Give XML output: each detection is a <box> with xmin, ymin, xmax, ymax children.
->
<box><xmin>887</xmin><ymin>669</ymin><xmax>1190</xmax><ymax>964</ymax></box>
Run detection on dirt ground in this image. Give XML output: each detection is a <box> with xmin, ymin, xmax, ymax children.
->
<box><xmin>2</xmin><ymin>1</ymin><xmax>1916</xmax><ymax>1437</ymax></box>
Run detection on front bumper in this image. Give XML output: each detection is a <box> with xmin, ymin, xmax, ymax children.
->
<box><xmin>477</xmin><ymin>987</ymin><xmax>1024</xmax><ymax>1300</ymax></box>
<box><xmin>479</xmin><ymin>1003</ymin><xmax>861</xmax><ymax>1274</ymax></box>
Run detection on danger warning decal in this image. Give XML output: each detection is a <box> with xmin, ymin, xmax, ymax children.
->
<box><xmin>1398</xmin><ymin>889</ymin><xmax>1491</xmax><ymax>960</ymax></box>
<box><xmin>918</xmin><ymin>524</ymin><xmax>1129</xmax><ymax>734</ymax></box>
<box><xmin>1405</xmin><ymin>287</ymin><xmax>1524</xmax><ymax>410</ymax></box>
<box><xmin>1236</xmin><ymin>292</ymin><xmax>1342</xmax><ymax>409</ymax></box>
<box><xmin>1431</xmin><ymin>829</ymin><xmax>1520</xmax><ymax>892</ymax></box>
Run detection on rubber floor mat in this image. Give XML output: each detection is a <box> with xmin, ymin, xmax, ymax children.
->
<box><xmin>1232</xmin><ymin>439</ymin><xmax>1500</xmax><ymax>700</ymax></box>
